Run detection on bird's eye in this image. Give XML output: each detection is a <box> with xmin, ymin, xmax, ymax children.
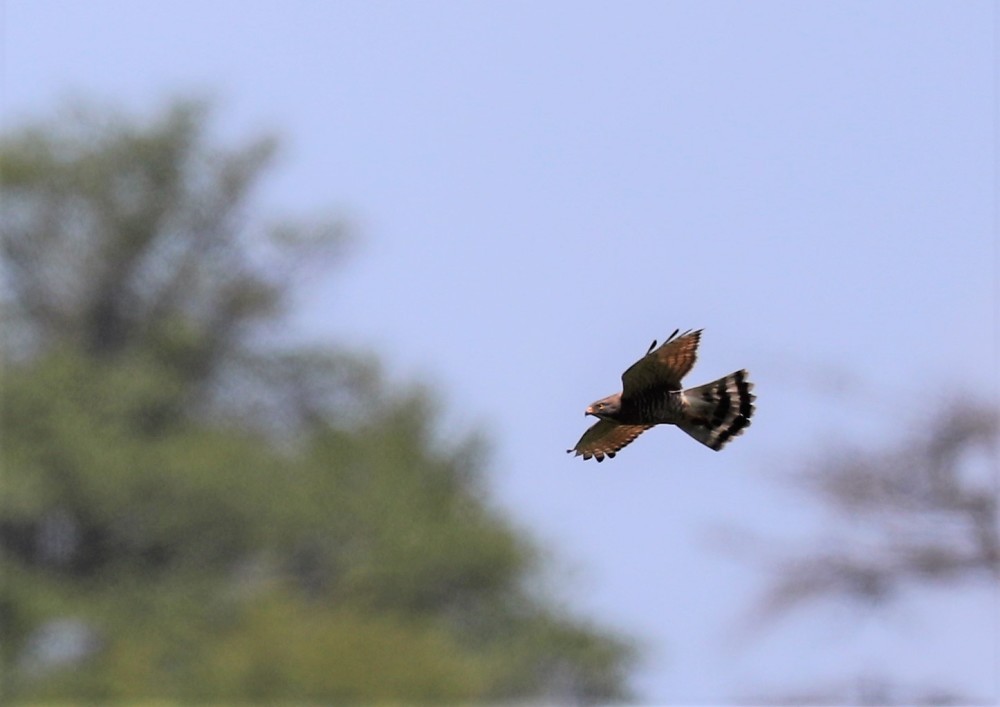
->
<box><xmin>596</xmin><ymin>403</ymin><xmax>604</xmax><ymax>409</ymax></box>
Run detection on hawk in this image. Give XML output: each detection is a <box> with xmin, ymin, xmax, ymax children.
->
<box><xmin>568</xmin><ymin>329</ymin><xmax>755</xmax><ymax>461</ymax></box>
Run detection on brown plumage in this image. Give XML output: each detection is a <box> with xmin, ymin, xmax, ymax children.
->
<box><xmin>567</xmin><ymin>329</ymin><xmax>755</xmax><ymax>462</ymax></box>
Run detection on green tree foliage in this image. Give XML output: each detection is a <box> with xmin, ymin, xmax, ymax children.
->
<box><xmin>0</xmin><ymin>102</ymin><xmax>635</xmax><ymax>702</ymax></box>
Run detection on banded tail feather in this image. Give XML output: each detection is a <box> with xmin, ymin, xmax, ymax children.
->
<box><xmin>678</xmin><ymin>370</ymin><xmax>755</xmax><ymax>451</ymax></box>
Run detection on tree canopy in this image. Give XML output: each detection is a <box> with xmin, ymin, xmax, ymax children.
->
<box><xmin>0</xmin><ymin>101</ymin><xmax>635</xmax><ymax>702</ymax></box>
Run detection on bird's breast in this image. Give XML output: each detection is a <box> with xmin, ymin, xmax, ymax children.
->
<box><xmin>621</xmin><ymin>389</ymin><xmax>686</xmax><ymax>425</ymax></box>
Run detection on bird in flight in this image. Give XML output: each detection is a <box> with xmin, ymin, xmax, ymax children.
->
<box><xmin>568</xmin><ymin>329</ymin><xmax>755</xmax><ymax>462</ymax></box>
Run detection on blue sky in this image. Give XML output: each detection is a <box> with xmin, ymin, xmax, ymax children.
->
<box><xmin>5</xmin><ymin>1</ymin><xmax>997</xmax><ymax>702</ymax></box>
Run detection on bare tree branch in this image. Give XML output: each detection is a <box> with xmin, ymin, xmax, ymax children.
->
<box><xmin>721</xmin><ymin>400</ymin><xmax>998</xmax><ymax>704</ymax></box>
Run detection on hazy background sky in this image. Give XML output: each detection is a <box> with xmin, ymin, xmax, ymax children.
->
<box><xmin>4</xmin><ymin>1</ymin><xmax>996</xmax><ymax>702</ymax></box>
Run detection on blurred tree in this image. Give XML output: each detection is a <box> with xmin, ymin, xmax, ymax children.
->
<box><xmin>732</xmin><ymin>401</ymin><xmax>998</xmax><ymax>704</ymax></box>
<box><xmin>0</xmin><ymin>102</ymin><xmax>635</xmax><ymax>702</ymax></box>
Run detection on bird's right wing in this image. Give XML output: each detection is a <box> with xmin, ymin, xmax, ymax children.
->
<box><xmin>621</xmin><ymin>329</ymin><xmax>702</xmax><ymax>396</ymax></box>
<box><xmin>567</xmin><ymin>420</ymin><xmax>652</xmax><ymax>462</ymax></box>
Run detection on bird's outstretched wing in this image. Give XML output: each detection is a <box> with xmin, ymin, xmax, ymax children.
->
<box><xmin>567</xmin><ymin>420</ymin><xmax>653</xmax><ymax>462</ymax></box>
<box><xmin>621</xmin><ymin>329</ymin><xmax>702</xmax><ymax>396</ymax></box>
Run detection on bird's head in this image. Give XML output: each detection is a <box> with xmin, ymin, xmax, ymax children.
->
<box><xmin>585</xmin><ymin>394</ymin><xmax>622</xmax><ymax>420</ymax></box>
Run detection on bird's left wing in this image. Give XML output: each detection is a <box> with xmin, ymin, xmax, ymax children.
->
<box><xmin>567</xmin><ymin>420</ymin><xmax>652</xmax><ymax>462</ymax></box>
<box><xmin>621</xmin><ymin>329</ymin><xmax>702</xmax><ymax>396</ymax></box>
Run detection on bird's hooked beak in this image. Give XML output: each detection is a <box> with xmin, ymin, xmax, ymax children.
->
<box><xmin>584</xmin><ymin>405</ymin><xmax>594</xmax><ymax>417</ymax></box>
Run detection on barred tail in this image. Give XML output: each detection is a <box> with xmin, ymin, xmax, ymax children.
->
<box><xmin>677</xmin><ymin>370</ymin><xmax>755</xmax><ymax>451</ymax></box>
